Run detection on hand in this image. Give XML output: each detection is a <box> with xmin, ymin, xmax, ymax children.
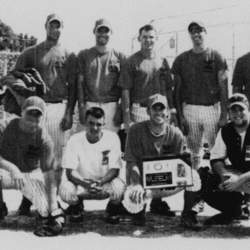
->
<box><xmin>113</xmin><ymin>105</ymin><xmax>123</xmax><ymax>127</ymax></box>
<box><xmin>11</xmin><ymin>170</ymin><xmax>24</xmax><ymax>190</ymax></box>
<box><xmin>89</xmin><ymin>182</ymin><xmax>103</xmax><ymax>194</ymax></box>
<box><xmin>169</xmin><ymin>113</ymin><xmax>178</xmax><ymax>127</ymax></box>
<box><xmin>124</xmin><ymin>120</ymin><xmax>134</xmax><ymax>134</ymax></box>
<box><xmin>218</xmin><ymin>115</ymin><xmax>227</xmax><ymax>128</ymax></box>
<box><xmin>179</xmin><ymin>116</ymin><xmax>189</xmax><ymax>136</ymax></box>
<box><xmin>60</xmin><ymin>112</ymin><xmax>73</xmax><ymax>131</ymax></box>
<box><xmin>129</xmin><ymin>184</ymin><xmax>145</xmax><ymax>204</ymax></box>
<box><xmin>222</xmin><ymin>173</ymin><xmax>243</xmax><ymax>192</ymax></box>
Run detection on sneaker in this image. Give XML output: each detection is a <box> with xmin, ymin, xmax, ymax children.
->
<box><xmin>34</xmin><ymin>216</ymin><xmax>64</xmax><ymax>237</ymax></box>
<box><xmin>204</xmin><ymin>213</ymin><xmax>235</xmax><ymax>225</ymax></box>
<box><xmin>106</xmin><ymin>201</ymin><xmax>132</xmax><ymax>216</ymax></box>
<box><xmin>0</xmin><ymin>202</ymin><xmax>8</xmax><ymax>220</ymax></box>
<box><xmin>69</xmin><ymin>201</ymin><xmax>84</xmax><ymax>223</ymax></box>
<box><xmin>150</xmin><ymin>200</ymin><xmax>176</xmax><ymax>216</ymax></box>
<box><xmin>181</xmin><ymin>211</ymin><xmax>202</xmax><ymax>230</ymax></box>
<box><xmin>133</xmin><ymin>205</ymin><xmax>147</xmax><ymax>226</ymax></box>
<box><xmin>18</xmin><ymin>196</ymin><xmax>32</xmax><ymax>216</ymax></box>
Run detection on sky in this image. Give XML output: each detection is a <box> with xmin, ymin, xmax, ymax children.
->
<box><xmin>1</xmin><ymin>0</ymin><xmax>250</xmax><ymax>56</ymax></box>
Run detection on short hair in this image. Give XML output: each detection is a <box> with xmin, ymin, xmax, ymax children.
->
<box><xmin>139</xmin><ymin>24</ymin><xmax>157</xmax><ymax>36</ymax></box>
<box><xmin>85</xmin><ymin>107</ymin><xmax>105</xmax><ymax>119</ymax></box>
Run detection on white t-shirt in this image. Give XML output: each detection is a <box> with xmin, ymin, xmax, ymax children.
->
<box><xmin>62</xmin><ymin>130</ymin><xmax>122</xmax><ymax>180</ymax></box>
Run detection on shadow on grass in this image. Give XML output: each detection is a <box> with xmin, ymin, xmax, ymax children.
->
<box><xmin>1</xmin><ymin>210</ymin><xmax>250</xmax><ymax>238</ymax></box>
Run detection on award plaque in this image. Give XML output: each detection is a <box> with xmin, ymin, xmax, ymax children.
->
<box><xmin>142</xmin><ymin>154</ymin><xmax>193</xmax><ymax>189</ymax></box>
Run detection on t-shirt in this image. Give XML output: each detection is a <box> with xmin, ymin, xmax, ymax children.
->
<box><xmin>171</xmin><ymin>48</ymin><xmax>228</xmax><ymax>105</ymax></box>
<box><xmin>0</xmin><ymin>118</ymin><xmax>54</xmax><ymax>173</ymax></box>
<box><xmin>62</xmin><ymin>130</ymin><xmax>122</xmax><ymax>180</ymax></box>
<box><xmin>77</xmin><ymin>47</ymin><xmax>126</xmax><ymax>103</ymax></box>
<box><xmin>232</xmin><ymin>52</ymin><xmax>250</xmax><ymax>103</ymax></box>
<box><xmin>13</xmin><ymin>42</ymin><xmax>77</xmax><ymax>102</ymax></box>
<box><xmin>118</xmin><ymin>51</ymin><xmax>173</xmax><ymax>107</ymax></box>
<box><xmin>124</xmin><ymin>121</ymin><xmax>184</xmax><ymax>173</ymax></box>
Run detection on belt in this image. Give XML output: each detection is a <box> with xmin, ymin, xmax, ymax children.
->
<box><xmin>186</xmin><ymin>102</ymin><xmax>216</xmax><ymax>106</ymax></box>
<box><xmin>46</xmin><ymin>100</ymin><xmax>64</xmax><ymax>104</ymax></box>
<box><xmin>132</xmin><ymin>103</ymin><xmax>148</xmax><ymax>108</ymax></box>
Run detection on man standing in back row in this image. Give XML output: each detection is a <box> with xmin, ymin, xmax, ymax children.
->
<box><xmin>74</xmin><ymin>18</ymin><xmax>126</xmax><ymax>133</ymax></box>
<box><xmin>172</xmin><ymin>21</ymin><xmax>228</xmax><ymax>170</ymax></box>
<box><xmin>12</xmin><ymin>13</ymin><xmax>77</xmax><ymax>213</ymax></box>
<box><xmin>118</xmin><ymin>24</ymin><xmax>178</xmax><ymax>216</ymax></box>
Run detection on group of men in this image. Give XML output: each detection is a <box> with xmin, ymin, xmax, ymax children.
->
<box><xmin>0</xmin><ymin>13</ymin><xmax>250</xmax><ymax>238</ymax></box>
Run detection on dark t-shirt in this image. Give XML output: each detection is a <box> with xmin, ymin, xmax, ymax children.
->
<box><xmin>118</xmin><ymin>51</ymin><xmax>173</xmax><ymax>106</ymax></box>
<box><xmin>13</xmin><ymin>42</ymin><xmax>77</xmax><ymax>102</ymax></box>
<box><xmin>0</xmin><ymin>118</ymin><xmax>54</xmax><ymax>173</ymax></box>
<box><xmin>232</xmin><ymin>52</ymin><xmax>250</xmax><ymax>103</ymax></box>
<box><xmin>77</xmin><ymin>47</ymin><xmax>126</xmax><ymax>102</ymax></box>
<box><xmin>171</xmin><ymin>48</ymin><xmax>228</xmax><ymax>105</ymax></box>
<box><xmin>124</xmin><ymin>121</ymin><xmax>184</xmax><ymax>173</ymax></box>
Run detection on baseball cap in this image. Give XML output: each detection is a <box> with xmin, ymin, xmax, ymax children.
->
<box><xmin>22</xmin><ymin>96</ymin><xmax>46</xmax><ymax>114</ymax></box>
<box><xmin>148</xmin><ymin>94</ymin><xmax>167</xmax><ymax>109</ymax></box>
<box><xmin>188</xmin><ymin>21</ymin><xmax>206</xmax><ymax>32</ymax></box>
<box><xmin>46</xmin><ymin>13</ymin><xmax>63</xmax><ymax>28</ymax></box>
<box><xmin>228</xmin><ymin>93</ymin><xmax>249</xmax><ymax>110</ymax></box>
<box><xmin>93</xmin><ymin>18</ymin><xmax>112</xmax><ymax>33</ymax></box>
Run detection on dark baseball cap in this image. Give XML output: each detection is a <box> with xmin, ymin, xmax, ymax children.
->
<box><xmin>22</xmin><ymin>96</ymin><xmax>46</xmax><ymax>114</ymax></box>
<box><xmin>188</xmin><ymin>21</ymin><xmax>206</xmax><ymax>32</ymax></box>
<box><xmin>228</xmin><ymin>93</ymin><xmax>249</xmax><ymax>110</ymax></box>
<box><xmin>93</xmin><ymin>19</ymin><xmax>112</xmax><ymax>33</ymax></box>
<box><xmin>148</xmin><ymin>94</ymin><xmax>167</xmax><ymax>109</ymax></box>
<box><xmin>46</xmin><ymin>13</ymin><xmax>63</xmax><ymax>28</ymax></box>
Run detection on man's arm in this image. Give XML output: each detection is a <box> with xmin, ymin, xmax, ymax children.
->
<box><xmin>121</xmin><ymin>89</ymin><xmax>133</xmax><ymax>134</ymax></box>
<box><xmin>173</xmin><ymin>75</ymin><xmax>188</xmax><ymax>135</ymax></box>
<box><xmin>77</xmin><ymin>73</ymin><xmax>85</xmax><ymax>125</ymax></box>
<box><xmin>218</xmin><ymin>69</ymin><xmax>228</xmax><ymax>127</ymax></box>
<box><xmin>166</xmin><ymin>88</ymin><xmax>178</xmax><ymax>127</ymax></box>
<box><xmin>232</xmin><ymin>58</ymin><xmax>244</xmax><ymax>94</ymax></box>
<box><xmin>98</xmin><ymin>169</ymin><xmax>119</xmax><ymax>186</ymax></box>
<box><xmin>127</xmin><ymin>161</ymin><xmax>142</xmax><ymax>185</ymax></box>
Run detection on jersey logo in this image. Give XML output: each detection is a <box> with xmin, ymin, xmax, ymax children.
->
<box><xmin>102</xmin><ymin>150</ymin><xmax>110</xmax><ymax>165</ymax></box>
<box><xmin>108</xmin><ymin>60</ymin><xmax>120</xmax><ymax>72</ymax></box>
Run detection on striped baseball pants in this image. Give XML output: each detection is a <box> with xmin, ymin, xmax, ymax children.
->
<box><xmin>183</xmin><ymin>103</ymin><xmax>220</xmax><ymax>170</ymax></box>
<box><xmin>0</xmin><ymin>169</ymin><xmax>50</xmax><ymax>217</ymax></box>
<box><xmin>44</xmin><ymin>102</ymin><xmax>70</xmax><ymax>186</ymax></box>
<box><xmin>59</xmin><ymin>177</ymin><xmax>126</xmax><ymax>205</ymax></box>
<box><xmin>123</xmin><ymin>169</ymin><xmax>201</xmax><ymax>214</ymax></box>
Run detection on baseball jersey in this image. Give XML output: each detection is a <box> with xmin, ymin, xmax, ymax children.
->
<box><xmin>124</xmin><ymin>121</ymin><xmax>184</xmax><ymax>174</ymax></box>
<box><xmin>77</xmin><ymin>47</ymin><xmax>126</xmax><ymax>103</ymax></box>
<box><xmin>13</xmin><ymin>42</ymin><xmax>77</xmax><ymax>103</ymax></box>
<box><xmin>171</xmin><ymin>48</ymin><xmax>228</xmax><ymax>105</ymax></box>
<box><xmin>118</xmin><ymin>51</ymin><xmax>173</xmax><ymax>107</ymax></box>
<box><xmin>232</xmin><ymin>52</ymin><xmax>250</xmax><ymax>102</ymax></box>
<box><xmin>62</xmin><ymin>130</ymin><xmax>122</xmax><ymax>180</ymax></box>
<box><xmin>0</xmin><ymin>117</ymin><xmax>54</xmax><ymax>173</ymax></box>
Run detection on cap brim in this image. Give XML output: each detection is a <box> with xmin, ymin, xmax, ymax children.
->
<box><xmin>48</xmin><ymin>18</ymin><xmax>62</xmax><ymax>26</ymax></box>
<box><xmin>25</xmin><ymin>106</ymin><xmax>44</xmax><ymax>114</ymax></box>
<box><xmin>150</xmin><ymin>101</ymin><xmax>167</xmax><ymax>108</ymax></box>
<box><xmin>229</xmin><ymin>102</ymin><xmax>248</xmax><ymax>110</ymax></box>
<box><xmin>96</xmin><ymin>25</ymin><xmax>111</xmax><ymax>31</ymax></box>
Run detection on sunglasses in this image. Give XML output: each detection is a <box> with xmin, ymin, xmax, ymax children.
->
<box><xmin>189</xmin><ymin>29</ymin><xmax>204</xmax><ymax>35</ymax></box>
<box><xmin>27</xmin><ymin>110</ymin><xmax>43</xmax><ymax>118</ymax></box>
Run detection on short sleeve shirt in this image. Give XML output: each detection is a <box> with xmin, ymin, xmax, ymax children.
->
<box><xmin>62</xmin><ymin>130</ymin><xmax>122</xmax><ymax>180</ymax></box>
<box><xmin>13</xmin><ymin>42</ymin><xmax>77</xmax><ymax>102</ymax></box>
<box><xmin>77</xmin><ymin>47</ymin><xmax>126</xmax><ymax>103</ymax></box>
<box><xmin>118</xmin><ymin>51</ymin><xmax>173</xmax><ymax>106</ymax></box>
<box><xmin>124</xmin><ymin>121</ymin><xmax>184</xmax><ymax>173</ymax></box>
<box><xmin>0</xmin><ymin>118</ymin><xmax>54</xmax><ymax>173</ymax></box>
<box><xmin>171</xmin><ymin>48</ymin><xmax>228</xmax><ymax>105</ymax></box>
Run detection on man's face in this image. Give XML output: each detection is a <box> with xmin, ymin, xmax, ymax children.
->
<box><xmin>46</xmin><ymin>20</ymin><xmax>62</xmax><ymax>41</ymax></box>
<box><xmin>85</xmin><ymin>115</ymin><xmax>105</xmax><ymax>141</ymax></box>
<box><xmin>229</xmin><ymin>105</ymin><xmax>249</xmax><ymax>128</ymax></box>
<box><xmin>95</xmin><ymin>26</ymin><xmax>111</xmax><ymax>46</ymax></box>
<box><xmin>147</xmin><ymin>103</ymin><xmax>168</xmax><ymax>126</ymax></box>
<box><xmin>21</xmin><ymin>109</ymin><xmax>43</xmax><ymax>134</ymax></box>
<box><xmin>189</xmin><ymin>25</ymin><xmax>205</xmax><ymax>46</ymax></box>
<box><xmin>138</xmin><ymin>29</ymin><xmax>157</xmax><ymax>52</ymax></box>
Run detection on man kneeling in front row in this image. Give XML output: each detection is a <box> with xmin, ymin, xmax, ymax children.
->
<box><xmin>59</xmin><ymin>107</ymin><xmax>125</xmax><ymax>224</ymax></box>
<box><xmin>0</xmin><ymin>97</ymin><xmax>64</xmax><ymax>237</ymax></box>
<box><xmin>122</xmin><ymin>94</ymin><xmax>202</xmax><ymax>229</ymax></box>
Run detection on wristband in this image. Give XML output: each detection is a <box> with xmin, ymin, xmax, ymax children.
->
<box><xmin>170</xmin><ymin>108</ymin><xmax>177</xmax><ymax>114</ymax></box>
